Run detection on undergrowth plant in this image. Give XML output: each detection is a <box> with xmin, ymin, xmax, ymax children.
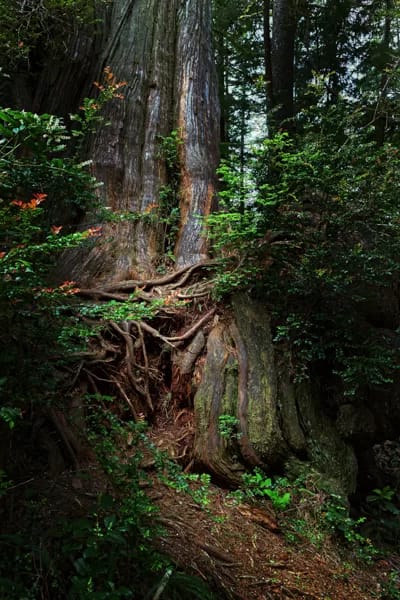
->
<box><xmin>156</xmin><ymin>130</ymin><xmax>183</xmax><ymax>263</ymax></box>
<box><xmin>0</xmin><ymin>402</ymin><xmax>217</xmax><ymax>599</ymax></box>
<box><xmin>229</xmin><ymin>468</ymin><xmax>291</xmax><ymax>511</ymax></box>
<box><xmin>0</xmin><ymin>67</ymin><xmax>126</xmax><ymax>416</ymax></box>
<box><xmin>218</xmin><ymin>414</ymin><xmax>242</xmax><ymax>441</ymax></box>
<box><xmin>207</xmin><ymin>94</ymin><xmax>400</xmax><ymax>397</ymax></box>
<box><xmin>278</xmin><ymin>473</ymin><xmax>379</xmax><ymax>561</ymax></box>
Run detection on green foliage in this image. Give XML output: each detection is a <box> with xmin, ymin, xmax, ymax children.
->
<box><xmin>218</xmin><ymin>414</ymin><xmax>242</xmax><ymax>441</ymax></box>
<box><xmin>0</xmin><ymin>405</ymin><xmax>21</xmax><ymax>430</ymax></box>
<box><xmin>0</xmin><ymin>405</ymin><xmax>217</xmax><ymax>598</ymax></box>
<box><xmin>0</xmin><ymin>73</ymin><xmax>127</xmax><ymax>410</ymax></box>
<box><xmin>323</xmin><ymin>495</ymin><xmax>373</xmax><ymax>557</ymax></box>
<box><xmin>159</xmin><ymin>129</ymin><xmax>183</xmax><ymax>172</ymax></box>
<box><xmin>0</xmin><ymin>0</ymin><xmax>103</xmax><ymax>68</ymax></box>
<box><xmin>363</xmin><ymin>486</ymin><xmax>400</xmax><ymax>545</ymax></box>
<box><xmin>60</xmin><ymin>412</ymin><xmax>163</xmax><ymax>598</ymax></box>
<box><xmin>157</xmin><ymin>130</ymin><xmax>183</xmax><ymax>260</ymax></box>
<box><xmin>78</xmin><ymin>297</ymin><xmax>165</xmax><ymax>322</ymax></box>
<box><xmin>242</xmin><ymin>470</ymin><xmax>291</xmax><ymax>510</ymax></box>
<box><xmin>381</xmin><ymin>570</ymin><xmax>400</xmax><ymax>600</ymax></box>
<box><xmin>208</xmin><ymin>98</ymin><xmax>400</xmax><ymax>395</ymax></box>
<box><xmin>161</xmin><ymin>460</ymin><xmax>212</xmax><ymax>510</ymax></box>
<box><xmin>0</xmin><ymin>107</ymin><xmax>98</xmax><ymax>227</ymax></box>
<box><xmin>281</xmin><ymin>474</ymin><xmax>378</xmax><ymax>561</ymax></box>
<box><xmin>231</xmin><ymin>468</ymin><xmax>291</xmax><ymax>510</ymax></box>
<box><xmin>71</xmin><ymin>66</ymin><xmax>127</xmax><ymax>146</ymax></box>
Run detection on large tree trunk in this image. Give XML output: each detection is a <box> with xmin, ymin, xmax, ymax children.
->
<box><xmin>193</xmin><ymin>295</ymin><xmax>358</xmax><ymax>494</ymax></box>
<box><xmin>32</xmin><ymin>0</ymin><xmax>219</xmax><ymax>285</ymax></box>
<box><xmin>89</xmin><ymin>0</ymin><xmax>219</xmax><ymax>283</ymax></box>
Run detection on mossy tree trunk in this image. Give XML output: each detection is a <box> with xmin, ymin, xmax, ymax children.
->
<box><xmin>193</xmin><ymin>295</ymin><xmax>358</xmax><ymax>494</ymax></box>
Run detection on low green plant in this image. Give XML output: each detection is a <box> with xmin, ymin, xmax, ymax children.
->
<box><xmin>59</xmin><ymin>411</ymin><xmax>163</xmax><ymax>598</ymax></box>
<box><xmin>237</xmin><ymin>468</ymin><xmax>291</xmax><ymax>510</ymax></box>
<box><xmin>281</xmin><ymin>475</ymin><xmax>379</xmax><ymax>560</ymax></box>
<box><xmin>0</xmin><ymin>406</ymin><xmax>21</xmax><ymax>430</ymax></box>
<box><xmin>161</xmin><ymin>459</ymin><xmax>213</xmax><ymax>510</ymax></box>
<box><xmin>157</xmin><ymin>130</ymin><xmax>183</xmax><ymax>258</ymax></box>
<box><xmin>323</xmin><ymin>495</ymin><xmax>377</xmax><ymax>560</ymax></box>
<box><xmin>381</xmin><ymin>570</ymin><xmax>400</xmax><ymax>600</ymax></box>
<box><xmin>364</xmin><ymin>486</ymin><xmax>400</xmax><ymax>545</ymax></box>
<box><xmin>0</xmin><ymin>402</ymin><xmax>217</xmax><ymax>598</ymax></box>
<box><xmin>218</xmin><ymin>414</ymin><xmax>242</xmax><ymax>441</ymax></box>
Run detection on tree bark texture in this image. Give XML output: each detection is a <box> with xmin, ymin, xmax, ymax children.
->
<box><xmin>193</xmin><ymin>295</ymin><xmax>358</xmax><ymax>494</ymax></box>
<box><xmin>56</xmin><ymin>0</ymin><xmax>219</xmax><ymax>285</ymax></box>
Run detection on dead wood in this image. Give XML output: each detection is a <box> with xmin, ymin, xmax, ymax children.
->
<box><xmin>198</xmin><ymin>542</ymin><xmax>240</xmax><ymax>565</ymax></box>
<box><xmin>236</xmin><ymin>504</ymin><xmax>280</xmax><ymax>533</ymax></box>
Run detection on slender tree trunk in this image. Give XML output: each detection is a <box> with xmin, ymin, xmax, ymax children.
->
<box><xmin>375</xmin><ymin>0</ymin><xmax>393</xmax><ymax>145</ymax></box>
<box><xmin>263</xmin><ymin>0</ymin><xmax>274</xmax><ymax>113</ymax></box>
<box><xmin>270</xmin><ymin>0</ymin><xmax>297</xmax><ymax>130</ymax></box>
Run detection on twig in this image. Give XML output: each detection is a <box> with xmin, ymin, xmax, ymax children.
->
<box><xmin>8</xmin><ymin>478</ymin><xmax>35</xmax><ymax>491</ymax></box>
<box><xmin>152</xmin><ymin>566</ymin><xmax>173</xmax><ymax>600</ymax></box>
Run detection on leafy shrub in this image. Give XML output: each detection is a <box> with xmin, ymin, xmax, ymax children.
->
<box><xmin>218</xmin><ymin>414</ymin><xmax>242</xmax><ymax>441</ymax></box>
<box><xmin>229</xmin><ymin>468</ymin><xmax>291</xmax><ymax>510</ymax></box>
<box><xmin>0</xmin><ymin>68</ymin><xmax>126</xmax><ymax>415</ymax></box>
<box><xmin>208</xmin><ymin>98</ymin><xmax>400</xmax><ymax>396</ymax></box>
<box><xmin>281</xmin><ymin>474</ymin><xmax>378</xmax><ymax>561</ymax></box>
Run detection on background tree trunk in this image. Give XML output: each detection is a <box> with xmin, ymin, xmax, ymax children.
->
<box><xmin>270</xmin><ymin>0</ymin><xmax>297</xmax><ymax>130</ymax></box>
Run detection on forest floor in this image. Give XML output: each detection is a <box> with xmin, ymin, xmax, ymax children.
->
<box><xmin>149</xmin><ymin>473</ymin><xmax>397</xmax><ymax>600</ymax></box>
<box><xmin>4</xmin><ymin>264</ymin><xmax>399</xmax><ymax>599</ymax></box>
<box><xmin>3</xmin><ymin>424</ymin><xmax>400</xmax><ymax>600</ymax></box>
<box><xmin>24</xmin><ymin>461</ymin><xmax>398</xmax><ymax>600</ymax></box>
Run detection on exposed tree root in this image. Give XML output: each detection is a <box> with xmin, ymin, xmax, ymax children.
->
<box><xmin>63</xmin><ymin>262</ymin><xmax>218</xmax><ymax>468</ymax></box>
<box><xmin>76</xmin><ymin>260</ymin><xmax>218</xmax><ymax>303</ymax></box>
